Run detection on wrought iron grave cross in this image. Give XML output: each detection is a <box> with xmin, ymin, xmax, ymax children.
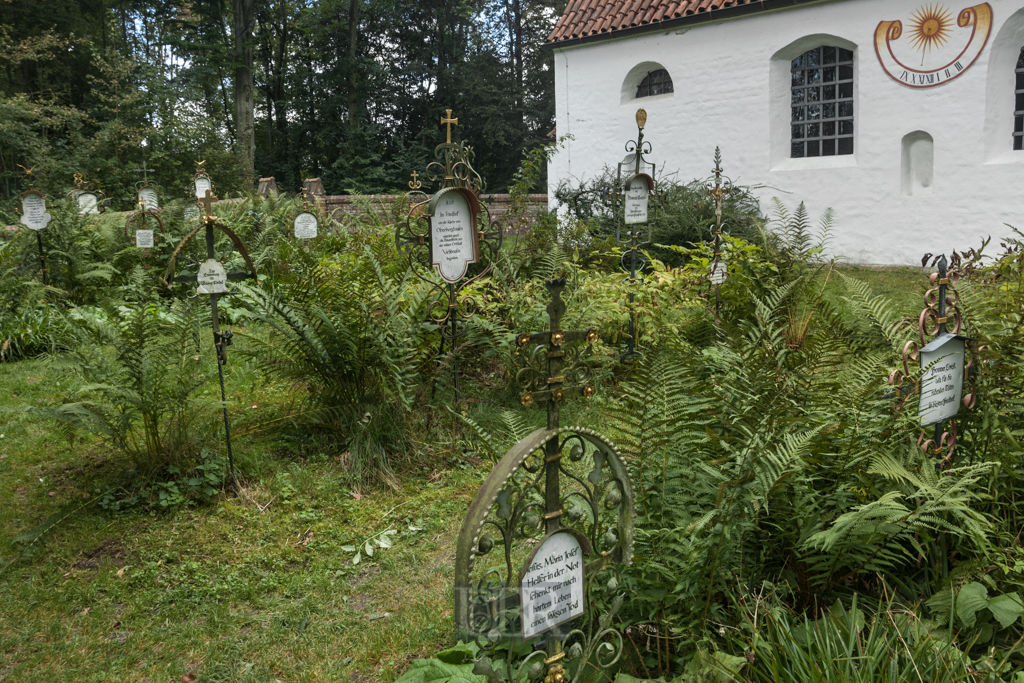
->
<box><xmin>610</xmin><ymin>109</ymin><xmax>658</xmax><ymax>363</ymax></box>
<box><xmin>163</xmin><ymin>189</ymin><xmax>258</xmax><ymax>494</ymax></box>
<box><xmin>455</xmin><ymin>278</ymin><xmax>634</xmax><ymax>683</ymax></box>
<box><xmin>705</xmin><ymin>147</ymin><xmax>733</xmax><ymax>321</ymax></box>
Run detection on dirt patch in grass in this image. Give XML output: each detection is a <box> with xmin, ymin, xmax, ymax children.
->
<box><xmin>73</xmin><ymin>538</ymin><xmax>126</xmax><ymax>571</ymax></box>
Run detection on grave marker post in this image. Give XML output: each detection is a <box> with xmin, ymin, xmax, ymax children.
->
<box><xmin>163</xmin><ymin>190</ymin><xmax>258</xmax><ymax>495</ymax></box>
<box><xmin>17</xmin><ymin>166</ymin><xmax>51</xmax><ymax>286</ymax></box>
<box><xmin>292</xmin><ymin>187</ymin><xmax>320</xmax><ymax>240</ymax></box>
<box><xmin>704</xmin><ymin>148</ymin><xmax>734</xmax><ymax>322</ymax></box>
<box><xmin>133</xmin><ymin>161</ymin><xmax>159</xmax><ymax>212</ymax></box>
<box><xmin>68</xmin><ymin>172</ymin><xmax>104</xmax><ymax>216</ymax></box>
<box><xmin>889</xmin><ymin>254</ymin><xmax>979</xmax><ymax>464</ymax></box>
<box><xmin>455</xmin><ymin>278</ymin><xmax>634</xmax><ymax>683</ymax></box>
<box><xmin>609</xmin><ymin>109</ymin><xmax>660</xmax><ymax>363</ymax></box>
<box><xmin>395</xmin><ymin>108</ymin><xmax>502</xmax><ymax>404</ymax></box>
<box><xmin>125</xmin><ymin>195</ymin><xmax>166</xmax><ymax>268</ymax></box>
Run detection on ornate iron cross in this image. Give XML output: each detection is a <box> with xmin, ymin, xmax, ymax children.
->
<box><xmin>456</xmin><ymin>278</ymin><xmax>633</xmax><ymax>683</ymax></box>
<box><xmin>395</xmin><ymin>109</ymin><xmax>502</xmax><ymax>404</ymax></box>
<box><xmin>704</xmin><ymin>147</ymin><xmax>734</xmax><ymax>322</ymax></box>
<box><xmin>133</xmin><ymin>161</ymin><xmax>156</xmax><ymax>184</ymax></box>
<box><xmin>163</xmin><ymin>189</ymin><xmax>258</xmax><ymax>494</ymax></box>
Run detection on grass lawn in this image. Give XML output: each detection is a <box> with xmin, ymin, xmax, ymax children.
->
<box><xmin>0</xmin><ymin>262</ymin><xmax>926</xmax><ymax>682</ymax></box>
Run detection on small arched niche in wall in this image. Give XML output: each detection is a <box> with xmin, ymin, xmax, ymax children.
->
<box><xmin>901</xmin><ymin>131</ymin><xmax>934</xmax><ymax>196</ymax></box>
<box><xmin>621</xmin><ymin>62</ymin><xmax>674</xmax><ymax>106</ymax></box>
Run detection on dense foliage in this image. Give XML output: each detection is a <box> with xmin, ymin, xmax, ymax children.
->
<box><xmin>5</xmin><ymin>150</ymin><xmax>1024</xmax><ymax>681</ymax></box>
<box><xmin>0</xmin><ymin>0</ymin><xmax>558</xmax><ymax>208</ymax></box>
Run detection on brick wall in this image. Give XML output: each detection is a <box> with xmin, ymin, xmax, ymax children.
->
<box><xmin>321</xmin><ymin>193</ymin><xmax>549</xmax><ymax>232</ymax></box>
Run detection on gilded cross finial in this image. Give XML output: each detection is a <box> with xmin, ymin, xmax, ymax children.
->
<box><xmin>18</xmin><ymin>165</ymin><xmax>36</xmax><ymax>187</ymax></box>
<box><xmin>408</xmin><ymin>170</ymin><xmax>422</xmax><ymax>189</ymax></box>
<box><xmin>195</xmin><ymin>160</ymin><xmax>206</xmax><ymax>173</ymax></box>
<box><xmin>201</xmin><ymin>189</ymin><xmax>218</xmax><ymax>221</ymax></box>
<box><xmin>441</xmin><ymin>109</ymin><xmax>459</xmax><ymax>144</ymax></box>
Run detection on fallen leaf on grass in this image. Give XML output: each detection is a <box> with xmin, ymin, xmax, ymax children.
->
<box><xmin>116</xmin><ymin>566</ymin><xmax>128</xmax><ymax>577</ymax></box>
<box><xmin>367</xmin><ymin>612</ymin><xmax>392</xmax><ymax>621</ymax></box>
<box><xmin>183</xmin><ymin>674</ymin><xmax>197</xmax><ymax>682</ymax></box>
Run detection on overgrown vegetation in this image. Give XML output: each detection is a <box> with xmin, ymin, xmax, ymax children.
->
<box><xmin>3</xmin><ymin>154</ymin><xmax>1024</xmax><ymax>682</ymax></box>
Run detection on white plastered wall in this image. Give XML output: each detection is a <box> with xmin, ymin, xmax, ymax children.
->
<box><xmin>550</xmin><ymin>0</ymin><xmax>1024</xmax><ymax>265</ymax></box>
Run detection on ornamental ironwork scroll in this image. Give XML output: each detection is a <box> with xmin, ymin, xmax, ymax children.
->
<box><xmin>163</xmin><ymin>190</ymin><xmax>257</xmax><ymax>494</ymax></box>
<box><xmin>395</xmin><ymin>108</ymin><xmax>503</xmax><ymax>403</ymax></box>
<box><xmin>455</xmin><ymin>278</ymin><xmax>635</xmax><ymax>683</ymax></box>
<box><xmin>888</xmin><ymin>254</ymin><xmax>979</xmax><ymax>464</ymax></box>
<box><xmin>704</xmin><ymin>148</ymin><xmax>733</xmax><ymax>322</ymax></box>
<box><xmin>608</xmin><ymin>109</ymin><xmax>661</xmax><ymax>363</ymax></box>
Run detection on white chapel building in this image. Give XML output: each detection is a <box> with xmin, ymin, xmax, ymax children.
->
<box><xmin>546</xmin><ymin>0</ymin><xmax>1024</xmax><ymax>264</ymax></box>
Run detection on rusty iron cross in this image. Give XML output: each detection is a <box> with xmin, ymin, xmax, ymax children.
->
<box><xmin>201</xmin><ymin>189</ymin><xmax>218</xmax><ymax>220</ymax></box>
<box><xmin>441</xmin><ymin>109</ymin><xmax>458</xmax><ymax>144</ymax></box>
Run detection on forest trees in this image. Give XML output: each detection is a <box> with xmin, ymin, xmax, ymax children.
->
<box><xmin>0</xmin><ymin>0</ymin><xmax>561</xmax><ymax>207</ymax></box>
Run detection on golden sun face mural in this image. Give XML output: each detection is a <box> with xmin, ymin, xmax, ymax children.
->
<box><xmin>874</xmin><ymin>2</ymin><xmax>993</xmax><ymax>88</ymax></box>
<box><xmin>907</xmin><ymin>4</ymin><xmax>955</xmax><ymax>55</ymax></box>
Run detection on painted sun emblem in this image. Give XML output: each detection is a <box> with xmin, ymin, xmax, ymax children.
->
<box><xmin>908</xmin><ymin>4</ymin><xmax>954</xmax><ymax>55</ymax></box>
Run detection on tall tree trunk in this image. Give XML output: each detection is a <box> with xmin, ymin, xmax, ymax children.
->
<box><xmin>234</xmin><ymin>0</ymin><xmax>256</xmax><ymax>186</ymax></box>
<box><xmin>347</xmin><ymin>0</ymin><xmax>358</xmax><ymax>131</ymax></box>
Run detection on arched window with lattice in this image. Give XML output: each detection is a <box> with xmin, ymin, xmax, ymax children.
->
<box><xmin>1014</xmin><ymin>47</ymin><xmax>1024</xmax><ymax>150</ymax></box>
<box><xmin>790</xmin><ymin>46</ymin><xmax>854</xmax><ymax>158</ymax></box>
<box><xmin>636</xmin><ymin>69</ymin><xmax>673</xmax><ymax>99</ymax></box>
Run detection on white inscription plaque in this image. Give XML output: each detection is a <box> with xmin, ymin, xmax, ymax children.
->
<box><xmin>20</xmin><ymin>193</ymin><xmax>52</xmax><ymax>231</ymax></box>
<box><xmin>624</xmin><ymin>177</ymin><xmax>648</xmax><ymax>225</ymax></box>
<box><xmin>294</xmin><ymin>212</ymin><xmax>318</xmax><ymax>239</ymax></box>
<box><xmin>431</xmin><ymin>191</ymin><xmax>477</xmax><ymax>282</ymax></box>
<box><xmin>520</xmin><ymin>532</ymin><xmax>584</xmax><ymax>639</ymax></box>
<box><xmin>135</xmin><ymin>229</ymin><xmax>155</xmax><ymax>248</ymax></box>
<box><xmin>196</xmin><ymin>259</ymin><xmax>229</xmax><ymax>294</ymax></box>
<box><xmin>76</xmin><ymin>192</ymin><xmax>100</xmax><ymax>215</ymax></box>
<box><xmin>194</xmin><ymin>176</ymin><xmax>212</xmax><ymax>200</ymax></box>
<box><xmin>918</xmin><ymin>333</ymin><xmax>966</xmax><ymax>427</ymax></box>
<box><xmin>709</xmin><ymin>261</ymin><xmax>727</xmax><ymax>285</ymax></box>
<box><xmin>138</xmin><ymin>187</ymin><xmax>158</xmax><ymax>211</ymax></box>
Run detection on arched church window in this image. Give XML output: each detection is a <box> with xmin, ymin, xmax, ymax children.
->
<box><xmin>636</xmin><ymin>69</ymin><xmax>673</xmax><ymax>98</ymax></box>
<box><xmin>790</xmin><ymin>46</ymin><xmax>854</xmax><ymax>158</ymax></box>
<box><xmin>1014</xmin><ymin>47</ymin><xmax>1024</xmax><ymax>150</ymax></box>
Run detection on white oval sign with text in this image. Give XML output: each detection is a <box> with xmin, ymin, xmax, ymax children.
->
<box><xmin>76</xmin><ymin>192</ymin><xmax>100</xmax><ymax>215</ymax></box>
<box><xmin>194</xmin><ymin>176</ymin><xmax>212</xmax><ymax>200</ymax></box>
<box><xmin>196</xmin><ymin>259</ymin><xmax>229</xmax><ymax>294</ymax></box>
<box><xmin>624</xmin><ymin>178</ymin><xmax>649</xmax><ymax>225</ymax></box>
<box><xmin>520</xmin><ymin>532</ymin><xmax>585</xmax><ymax>639</ymax></box>
<box><xmin>20</xmin><ymin>193</ymin><xmax>52</xmax><ymax>231</ymax></box>
<box><xmin>431</xmin><ymin>191</ymin><xmax>478</xmax><ymax>283</ymax></box>
<box><xmin>294</xmin><ymin>212</ymin><xmax>318</xmax><ymax>239</ymax></box>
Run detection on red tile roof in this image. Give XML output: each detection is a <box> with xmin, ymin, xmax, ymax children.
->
<box><xmin>548</xmin><ymin>0</ymin><xmax>823</xmax><ymax>45</ymax></box>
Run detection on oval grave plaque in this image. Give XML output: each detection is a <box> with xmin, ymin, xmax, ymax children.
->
<box><xmin>76</xmin><ymin>192</ymin><xmax>100</xmax><ymax>215</ymax></box>
<box><xmin>294</xmin><ymin>211</ymin><xmax>318</xmax><ymax>239</ymax></box>
<box><xmin>138</xmin><ymin>186</ymin><xmax>158</xmax><ymax>211</ymax></box>
<box><xmin>194</xmin><ymin>176</ymin><xmax>212</xmax><ymax>200</ymax></box>
<box><xmin>196</xmin><ymin>259</ymin><xmax>229</xmax><ymax>294</ymax></box>
<box><xmin>20</xmin><ymin>192</ymin><xmax>52</xmax><ymax>231</ymax></box>
<box><xmin>709</xmin><ymin>261</ymin><xmax>728</xmax><ymax>285</ymax></box>
<box><xmin>624</xmin><ymin>177</ymin><xmax>649</xmax><ymax>225</ymax></box>
<box><xmin>520</xmin><ymin>531</ymin><xmax>585</xmax><ymax>639</ymax></box>
<box><xmin>431</xmin><ymin>190</ymin><xmax>478</xmax><ymax>282</ymax></box>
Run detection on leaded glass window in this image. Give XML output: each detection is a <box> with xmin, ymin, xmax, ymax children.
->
<box><xmin>1014</xmin><ymin>47</ymin><xmax>1024</xmax><ymax>150</ymax></box>
<box><xmin>636</xmin><ymin>69</ymin><xmax>673</xmax><ymax>98</ymax></box>
<box><xmin>791</xmin><ymin>46</ymin><xmax>854</xmax><ymax>158</ymax></box>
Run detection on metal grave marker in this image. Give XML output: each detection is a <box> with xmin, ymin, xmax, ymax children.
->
<box><xmin>293</xmin><ymin>211</ymin><xmax>318</xmax><ymax>239</ymax></box>
<box><xmin>888</xmin><ymin>254</ymin><xmax>979</xmax><ymax>463</ymax></box>
<box><xmin>608</xmin><ymin>108</ymin><xmax>660</xmax><ymax>363</ymax></box>
<box><xmin>918</xmin><ymin>333</ymin><xmax>966</xmax><ymax>427</ymax></box>
<box><xmin>709</xmin><ymin>261</ymin><xmax>728</xmax><ymax>285</ymax></box>
<box><xmin>624</xmin><ymin>176</ymin><xmax>649</xmax><ymax>225</ymax></box>
<box><xmin>431</xmin><ymin>188</ymin><xmax>478</xmax><ymax>281</ymax></box>
<box><xmin>19</xmin><ymin>190</ymin><xmax>51</xmax><ymax>231</ymax></box>
<box><xmin>17</xmin><ymin>167</ymin><xmax>50</xmax><ymax>285</ymax></box>
<box><xmin>138</xmin><ymin>186</ymin><xmax>159</xmax><ymax>211</ymax></box>
<box><xmin>163</xmin><ymin>190</ymin><xmax>257</xmax><ymax>494</ymax></box>
<box><xmin>705</xmin><ymin>148</ymin><xmax>734</xmax><ymax>321</ymax></box>
<box><xmin>194</xmin><ymin>175</ymin><xmax>212</xmax><ymax>200</ymax></box>
<box><xmin>135</xmin><ymin>229</ymin><xmax>155</xmax><ymax>249</ymax></box>
<box><xmin>396</xmin><ymin>108</ymin><xmax>502</xmax><ymax>403</ymax></box>
<box><xmin>520</xmin><ymin>531</ymin><xmax>585</xmax><ymax>639</ymax></box>
<box><xmin>455</xmin><ymin>278</ymin><xmax>633</xmax><ymax>683</ymax></box>
<box><xmin>69</xmin><ymin>172</ymin><xmax>104</xmax><ymax>216</ymax></box>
